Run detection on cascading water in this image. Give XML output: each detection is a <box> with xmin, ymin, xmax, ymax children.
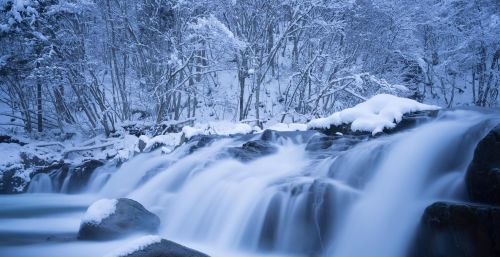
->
<box><xmin>1</xmin><ymin>109</ymin><xmax>498</xmax><ymax>257</ymax></box>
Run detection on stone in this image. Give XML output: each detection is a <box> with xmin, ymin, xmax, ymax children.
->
<box><xmin>78</xmin><ymin>198</ymin><xmax>160</xmax><ymax>240</ymax></box>
<box><xmin>465</xmin><ymin>124</ymin><xmax>500</xmax><ymax>205</ymax></box>
<box><xmin>410</xmin><ymin>202</ymin><xmax>500</xmax><ymax>257</ymax></box>
<box><xmin>118</xmin><ymin>238</ymin><xmax>210</xmax><ymax>257</ymax></box>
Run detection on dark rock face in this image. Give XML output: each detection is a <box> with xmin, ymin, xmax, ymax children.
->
<box><xmin>305</xmin><ymin>133</ymin><xmax>368</xmax><ymax>152</ymax></box>
<box><xmin>187</xmin><ymin>135</ymin><xmax>219</xmax><ymax>154</ymax></box>
<box><xmin>260</xmin><ymin>129</ymin><xmax>316</xmax><ymax>143</ymax></box>
<box><xmin>0</xmin><ymin>168</ymin><xmax>24</xmax><ymax>194</ymax></box>
<box><xmin>311</xmin><ymin>110</ymin><xmax>439</xmax><ymax>137</ymax></box>
<box><xmin>0</xmin><ymin>135</ymin><xmax>26</xmax><ymax>145</ymax></box>
<box><xmin>387</xmin><ymin>110</ymin><xmax>439</xmax><ymax>134</ymax></box>
<box><xmin>227</xmin><ymin>140</ymin><xmax>277</xmax><ymax>162</ymax></box>
<box><xmin>138</xmin><ymin>137</ymin><xmax>148</xmax><ymax>152</ymax></box>
<box><xmin>66</xmin><ymin>160</ymin><xmax>104</xmax><ymax>193</ymax></box>
<box><xmin>119</xmin><ymin>239</ymin><xmax>209</xmax><ymax>257</ymax></box>
<box><xmin>410</xmin><ymin>202</ymin><xmax>500</xmax><ymax>257</ymax></box>
<box><xmin>465</xmin><ymin>125</ymin><xmax>500</xmax><ymax>205</ymax></box>
<box><xmin>78</xmin><ymin>198</ymin><xmax>160</xmax><ymax>240</ymax></box>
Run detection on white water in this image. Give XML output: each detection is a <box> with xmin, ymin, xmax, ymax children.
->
<box><xmin>1</xmin><ymin>110</ymin><xmax>498</xmax><ymax>257</ymax></box>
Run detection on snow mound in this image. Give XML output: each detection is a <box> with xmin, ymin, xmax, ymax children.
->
<box><xmin>308</xmin><ymin>94</ymin><xmax>440</xmax><ymax>135</ymax></box>
<box><xmin>267</xmin><ymin>123</ymin><xmax>308</xmax><ymax>132</ymax></box>
<box><xmin>82</xmin><ymin>198</ymin><xmax>118</xmax><ymax>225</ymax></box>
<box><xmin>105</xmin><ymin>235</ymin><xmax>162</xmax><ymax>257</ymax></box>
<box><xmin>139</xmin><ymin>133</ymin><xmax>182</xmax><ymax>152</ymax></box>
<box><xmin>182</xmin><ymin>121</ymin><xmax>253</xmax><ymax>139</ymax></box>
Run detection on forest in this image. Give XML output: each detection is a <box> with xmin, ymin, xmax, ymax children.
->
<box><xmin>1</xmin><ymin>1</ymin><xmax>500</xmax><ymax>257</ymax></box>
<box><xmin>1</xmin><ymin>0</ymin><xmax>499</xmax><ymax>136</ymax></box>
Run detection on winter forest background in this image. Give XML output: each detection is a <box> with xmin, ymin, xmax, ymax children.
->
<box><xmin>1</xmin><ymin>0</ymin><xmax>499</xmax><ymax>136</ymax></box>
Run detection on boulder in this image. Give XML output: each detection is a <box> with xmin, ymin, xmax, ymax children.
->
<box><xmin>312</xmin><ymin>110</ymin><xmax>439</xmax><ymax>137</ymax></box>
<box><xmin>260</xmin><ymin>129</ymin><xmax>316</xmax><ymax>143</ymax></box>
<box><xmin>465</xmin><ymin>124</ymin><xmax>500</xmax><ymax>205</ymax></box>
<box><xmin>410</xmin><ymin>202</ymin><xmax>500</xmax><ymax>257</ymax></box>
<box><xmin>305</xmin><ymin>133</ymin><xmax>368</xmax><ymax>152</ymax></box>
<box><xmin>78</xmin><ymin>198</ymin><xmax>160</xmax><ymax>240</ymax></box>
<box><xmin>187</xmin><ymin>135</ymin><xmax>221</xmax><ymax>154</ymax></box>
<box><xmin>226</xmin><ymin>140</ymin><xmax>277</xmax><ymax>162</ymax></box>
<box><xmin>116</xmin><ymin>238</ymin><xmax>209</xmax><ymax>257</ymax></box>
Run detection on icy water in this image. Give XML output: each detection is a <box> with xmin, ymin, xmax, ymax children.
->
<box><xmin>1</xmin><ymin>110</ymin><xmax>498</xmax><ymax>257</ymax></box>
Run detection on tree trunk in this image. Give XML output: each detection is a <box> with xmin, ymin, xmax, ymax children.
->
<box><xmin>37</xmin><ymin>82</ymin><xmax>43</xmax><ymax>132</ymax></box>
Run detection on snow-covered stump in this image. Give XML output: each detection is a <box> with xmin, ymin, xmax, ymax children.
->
<box><xmin>78</xmin><ymin>198</ymin><xmax>160</xmax><ymax>240</ymax></box>
<box><xmin>104</xmin><ymin>235</ymin><xmax>209</xmax><ymax>257</ymax></box>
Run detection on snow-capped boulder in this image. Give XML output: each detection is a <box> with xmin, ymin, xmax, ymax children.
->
<box><xmin>105</xmin><ymin>235</ymin><xmax>209</xmax><ymax>257</ymax></box>
<box><xmin>308</xmin><ymin>94</ymin><xmax>440</xmax><ymax>136</ymax></box>
<box><xmin>411</xmin><ymin>202</ymin><xmax>500</xmax><ymax>257</ymax></box>
<box><xmin>465</xmin><ymin>124</ymin><xmax>500</xmax><ymax>205</ymax></box>
<box><xmin>78</xmin><ymin>198</ymin><xmax>160</xmax><ymax>240</ymax></box>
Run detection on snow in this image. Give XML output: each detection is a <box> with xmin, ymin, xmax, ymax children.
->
<box><xmin>308</xmin><ymin>94</ymin><xmax>441</xmax><ymax>135</ymax></box>
<box><xmin>267</xmin><ymin>123</ymin><xmax>308</xmax><ymax>132</ymax></box>
<box><xmin>182</xmin><ymin>121</ymin><xmax>253</xmax><ymax>139</ymax></box>
<box><xmin>0</xmin><ymin>143</ymin><xmax>22</xmax><ymax>171</ymax></box>
<box><xmin>104</xmin><ymin>235</ymin><xmax>162</xmax><ymax>257</ymax></box>
<box><xmin>140</xmin><ymin>133</ymin><xmax>182</xmax><ymax>153</ymax></box>
<box><xmin>81</xmin><ymin>198</ymin><xmax>118</xmax><ymax>225</ymax></box>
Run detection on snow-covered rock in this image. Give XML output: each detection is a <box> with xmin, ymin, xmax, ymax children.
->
<box><xmin>81</xmin><ymin>198</ymin><xmax>118</xmax><ymax>225</ymax></box>
<box><xmin>0</xmin><ymin>133</ymin><xmax>139</xmax><ymax>193</ymax></box>
<box><xmin>78</xmin><ymin>198</ymin><xmax>160</xmax><ymax>240</ymax></box>
<box><xmin>105</xmin><ymin>235</ymin><xmax>209</xmax><ymax>257</ymax></box>
<box><xmin>138</xmin><ymin>133</ymin><xmax>183</xmax><ymax>153</ymax></box>
<box><xmin>182</xmin><ymin>121</ymin><xmax>253</xmax><ymax>139</ymax></box>
<box><xmin>308</xmin><ymin>94</ymin><xmax>440</xmax><ymax>136</ymax></box>
<box><xmin>104</xmin><ymin>235</ymin><xmax>162</xmax><ymax>257</ymax></box>
<box><xmin>267</xmin><ymin>123</ymin><xmax>308</xmax><ymax>132</ymax></box>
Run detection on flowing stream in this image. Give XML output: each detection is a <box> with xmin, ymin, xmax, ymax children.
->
<box><xmin>0</xmin><ymin>110</ymin><xmax>498</xmax><ymax>257</ymax></box>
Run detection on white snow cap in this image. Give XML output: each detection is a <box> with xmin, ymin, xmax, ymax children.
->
<box><xmin>104</xmin><ymin>235</ymin><xmax>163</xmax><ymax>257</ymax></box>
<box><xmin>308</xmin><ymin>94</ymin><xmax>440</xmax><ymax>135</ymax></box>
<box><xmin>182</xmin><ymin>121</ymin><xmax>253</xmax><ymax>139</ymax></box>
<box><xmin>267</xmin><ymin>123</ymin><xmax>308</xmax><ymax>132</ymax></box>
<box><xmin>81</xmin><ymin>198</ymin><xmax>118</xmax><ymax>225</ymax></box>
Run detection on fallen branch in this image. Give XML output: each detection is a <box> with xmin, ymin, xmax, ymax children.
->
<box><xmin>63</xmin><ymin>142</ymin><xmax>114</xmax><ymax>157</ymax></box>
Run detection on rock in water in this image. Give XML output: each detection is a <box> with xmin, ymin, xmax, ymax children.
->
<box><xmin>113</xmin><ymin>238</ymin><xmax>210</xmax><ymax>257</ymax></box>
<box><xmin>465</xmin><ymin>124</ymin><xmax>500</xmax><ymax>205</ymax></box>
<box><xmin>411</xmin><ymin>202</ymin><xmax>500</xmax><ymax>257</ymax></box>
<box><xmin>226</xmin><ymin>140</ymin><xmax>277</xmax><ymax>162</ymax></box>
<box><xmin>78</xmin><ymin>198</ymin><xmax>160</xmax><ymax>240</ymax></box>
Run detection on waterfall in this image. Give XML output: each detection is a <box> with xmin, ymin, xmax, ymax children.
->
<box><xmin>92</xmin><ymin>110</ymin><xmax>496</xmax><ymax>256</ymax></box>
<box><xmin>326</xmin><ymin>111</ymin><xmax>492</xmax><ymax>257</ymax></box>
<box><xmin>27</xmin><ymin>173</ymin><xmax>53</xmax><ymax>193</ymax></box>
<box><xmin>6</xmin><ymin>109</ymin><xmax>498</xmax><ymax>257</ymax></box>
